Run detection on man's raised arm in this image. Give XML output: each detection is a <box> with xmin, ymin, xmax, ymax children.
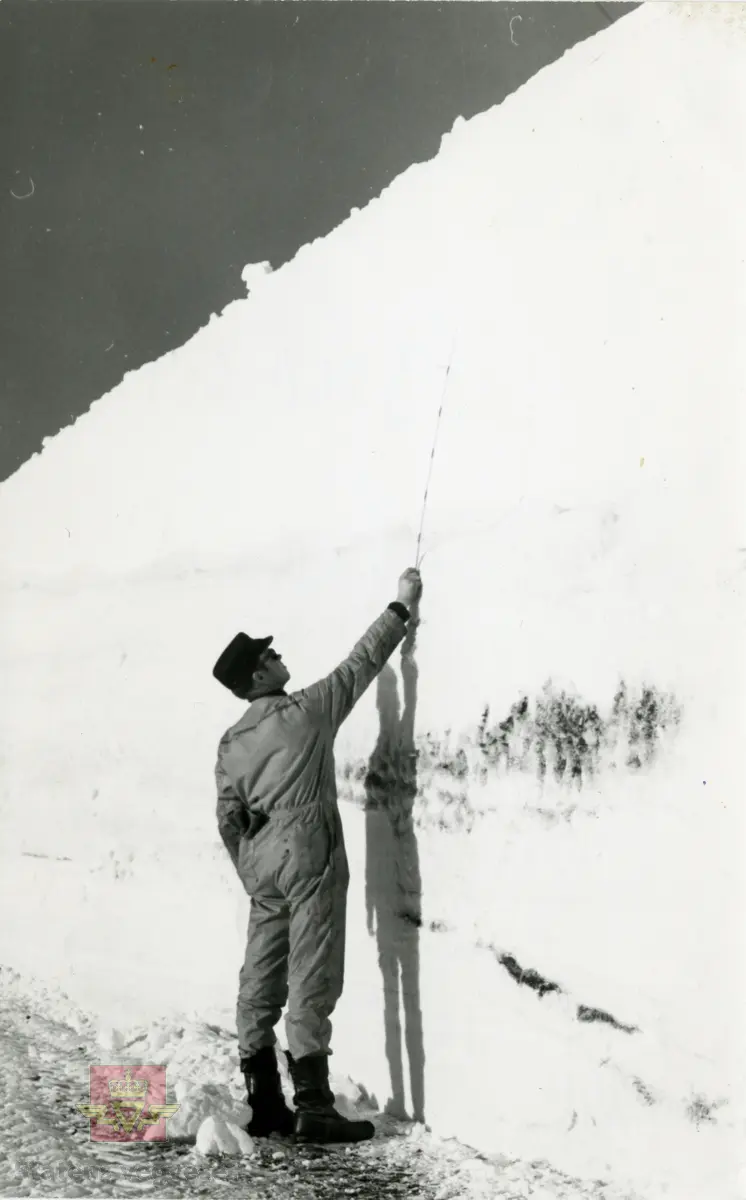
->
<box><xmin>298</xmin><ymin>568</ymin><xmax>422</xmax><ymax>734</ymax></box>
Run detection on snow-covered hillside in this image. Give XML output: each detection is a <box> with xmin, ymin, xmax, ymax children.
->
<box><xmin>1</xmin><ymin>4</ymin><xmax>744</xmax><ymax>1199</ymax></box>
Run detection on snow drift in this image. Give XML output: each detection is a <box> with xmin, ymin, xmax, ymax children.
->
<box><xmin>1</xmin><ymin>4</ymin><xmax>744</xmax><ymax>1198</ymax></box>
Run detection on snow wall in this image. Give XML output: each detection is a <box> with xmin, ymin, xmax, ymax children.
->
<box><xmin>1</xmin><ymin>4</ymin><xmax>745</xmax><ymax>1198</ymax></box>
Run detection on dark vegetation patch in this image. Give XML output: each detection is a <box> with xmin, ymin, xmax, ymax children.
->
<box><xmin>340</xmin><ymin>679</ymin><xmax>682</xmax><ymax>828</ymax></box>
<box><xmin>577</xmin><ymin>1005</ymin><xmax>638</xmax><ymax>1034</ymax></box>
<box><xmin>476</xmin><ymin>680</ymin><xmax>682</xmax><ymax>787</ymax></box>
<box><xmin>632</xmin><ymin>1077</ymin><xmax>656</xmax><ymax>1106</ymax></box>
<box><xmin>498</xmin><ymin>953</ymin><xmax>562</xmax><ymax>999</ymax></box>
<box><xmin>481</xmin><ymin>944</ymin><xmax>639</xmax><ymax>1035</ymax></box>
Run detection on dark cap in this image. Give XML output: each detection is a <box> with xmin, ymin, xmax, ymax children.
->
<box><xmin>212</xmin><ymin>632</ymin><xmax>273</xmax><ymax>693</ymax></box>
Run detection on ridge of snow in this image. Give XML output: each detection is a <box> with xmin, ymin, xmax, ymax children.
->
<box><xmin>1</xmin><ymin>2</ymin><xmax>744</xmax><ymax>579</ymax></box>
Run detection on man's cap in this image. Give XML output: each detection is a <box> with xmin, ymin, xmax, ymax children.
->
<box><xmin>212</xmin><ymin>632</ymin><xmax>273</xmax><ymax>692</ymax></box>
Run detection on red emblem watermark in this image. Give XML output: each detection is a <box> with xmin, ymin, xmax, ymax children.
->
<box><xmin>77</xmin><ymin>1065</ymin><xmax>179</xmax><ymax>1142</ymax></box>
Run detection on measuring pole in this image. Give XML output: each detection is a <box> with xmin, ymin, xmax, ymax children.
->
<box><xmin>415</xmin><ymin>337</ymin><xmax>457</xmax><ymax>570</ymax></box>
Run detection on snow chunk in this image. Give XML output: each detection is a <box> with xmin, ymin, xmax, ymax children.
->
<box><xmin>241</xmin><ymin>261</ymin><xmax>274</xmax><ymax>295</ymax></box>
<box><xmin>170</xmin><ymin>1078</ymin><xmax>250</xmax><ymax>1139</ymax></box>
<box><xmin>328</xmin><ymin>1069</ymin><xmax>378</xmax><ymax>1120</ymax></box>
<box><xmin>96</xmin><ymin>1023</ymin><xmax>125</xmax><ymax>1053</ymax></box>
<box><xmin>96</xmin><ymin>1019</ymin><xmax>254</xmax><ymax>1141</ymax></box>
<box><xmin>330</xmin><ymin>1072</ymin><xmax>362</xmax><ymax>1109</ymax></box>
<box><xmin>195</xmin><ymin>1115</ymin><xmax>254</xmax><ymax>1157</ymax></box>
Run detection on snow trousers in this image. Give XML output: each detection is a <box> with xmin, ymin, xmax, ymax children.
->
<box><xmin>236</xmin><ymin>802</ymin><xmax>349</xmax><ymax>1062</ymax></box>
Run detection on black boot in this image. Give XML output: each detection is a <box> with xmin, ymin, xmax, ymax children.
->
<box><xmin>240</xmin><ymin>1045</ymin><xmax>295</xmax><ymax>1138</ymax></box>
<box><xmin>286</xmin><ymin>1052</ymin><xmax>375</xmax><ymax>1144</ymax></box>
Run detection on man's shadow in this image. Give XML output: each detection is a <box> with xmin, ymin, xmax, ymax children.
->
<box><xmin>364</xmin><ymin>614</ymin><xmax>425</xmax><ymax>1123</ymax></box>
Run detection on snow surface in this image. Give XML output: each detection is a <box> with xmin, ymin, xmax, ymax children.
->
<box><xmin>3</xmin><ymin>966</ymin><xmax>537</xmax><ymax>1200</ymax></box>
<box><xmin>1</xmin><ymin>4</ymin><xmax>745</xmax><ymax>1199</ymax></box>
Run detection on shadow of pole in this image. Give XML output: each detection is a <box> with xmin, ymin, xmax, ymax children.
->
<box><xmin>364</xmin><ymin>610</ymin><xmax>425</xmax><ymax>1123</ymax></box>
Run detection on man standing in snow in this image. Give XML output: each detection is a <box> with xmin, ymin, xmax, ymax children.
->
<box><xmin>212</xmin><ymin>567</ymin><xmax>422</xmax><ymax>1144</ymax></box>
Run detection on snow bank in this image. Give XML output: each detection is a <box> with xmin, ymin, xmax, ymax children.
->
<box><xmin>0</xmin><ymin>770</ymin><xmax>741</xmax><ymax>1194</ymax></box>
<box><xmin>0</xmin><ymin>4</ymin><xmax>744</xmax><ymax>1199</ymax></box>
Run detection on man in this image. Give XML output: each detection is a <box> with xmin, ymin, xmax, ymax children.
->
<box><xmin>212</xmin><ymin>567</ymin><xmax>423</xmax><ymax>1144</ymax></box>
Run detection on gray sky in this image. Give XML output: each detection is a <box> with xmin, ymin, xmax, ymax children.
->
<box><xmin>0</xmin><ymin>1</ymin><xmax>636</xmax><ymax>483</ymax></box>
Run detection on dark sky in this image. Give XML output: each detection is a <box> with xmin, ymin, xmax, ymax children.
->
<box><xmin>0</xmin><ymin>1</ymin><xmax>637</xmax><ymax>484</ymax></box>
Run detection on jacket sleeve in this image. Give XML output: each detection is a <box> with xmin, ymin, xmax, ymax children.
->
<box><xmin>298</xmin><ymin>606</ymin><xmax>409</xmax><ymax>734</ymax></box>
<box><xmin>215</xmin><ymin>753</ymin><xmax>248</xmax><ymax>873</ymax></box>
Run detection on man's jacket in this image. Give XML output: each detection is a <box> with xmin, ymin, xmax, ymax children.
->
<box><xmin>215</xmin><ymin>606</ymin><xmax>408</xmax><ymax>874</ymax></box>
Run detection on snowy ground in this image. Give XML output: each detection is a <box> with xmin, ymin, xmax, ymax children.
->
<box><xmin>0</xmin><ymin>967</ymin><xmax>647</xmax><ymax>1200</ymax></box>
<box><xmin>0</xmin><ymin>719</ymin><xmax>742</xmax><ymax>1198</ymax></box>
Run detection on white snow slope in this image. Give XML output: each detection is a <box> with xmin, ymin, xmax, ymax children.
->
<box><xmin>1</xmin><ymin>4</ymin><xmax>745</xmax><ymax>1198</ymax></box>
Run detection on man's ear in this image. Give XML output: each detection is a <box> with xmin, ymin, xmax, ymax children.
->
<box><xmin>239</xmin><ymin>670</ymin><xmax>259</xmax><ymax>700</ymax></box>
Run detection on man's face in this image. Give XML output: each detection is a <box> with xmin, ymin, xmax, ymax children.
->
<box><xmin>254</xmin><ymin>646</ymin><xmax>290</xmax><ymax>691</ymax></box>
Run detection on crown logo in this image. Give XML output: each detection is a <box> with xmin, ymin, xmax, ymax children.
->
<box><xmin>108</xmin><ymin>1069</ymin><xmax>148</xmax><ymax>1099</ymax></box>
